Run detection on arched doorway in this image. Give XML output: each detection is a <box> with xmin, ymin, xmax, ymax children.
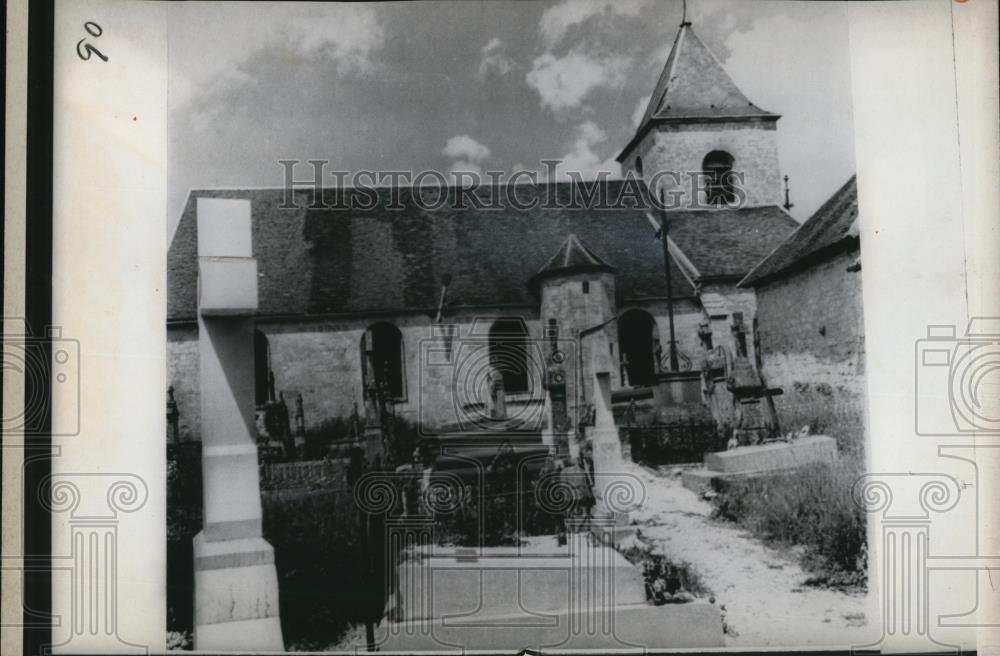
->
<box><xmin>362</xmin><ymin>323</ymin><xmax>406</xmax><ymax>400</ymax></box>
<box><xmin>254</xmin><ymin>329</ymin><xmax>273</xmax><ymax>405</ymax></box>
<box><xmin>618</xmin><ymin>309</ymin><xmax>660</xmax><ymax>386</ymax></box>
<box><xmin>488</xmin><ymin>317</ymin><xmax>530</xmax><ymax>394</ymax></box>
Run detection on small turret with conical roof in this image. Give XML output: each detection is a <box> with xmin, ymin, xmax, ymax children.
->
<box><xmin>528</xmin><ymin>233</ymin><xmax>617</xmax><ymax>289</ymax></box>
<box><xmin>530</xmin><ymin>235</ymin><xmax>620</xmax><ymax>450</ymax></box>
<box><xmin>617</xmin><ymin>18</ymin><xmax>783</xmax><ymax>208</ymax></box>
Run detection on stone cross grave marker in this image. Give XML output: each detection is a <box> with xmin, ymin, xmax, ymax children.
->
<box><xmin>193</xmin><ymin>198</ymin><xmax>283</xmax><ymax>650</ymax></box>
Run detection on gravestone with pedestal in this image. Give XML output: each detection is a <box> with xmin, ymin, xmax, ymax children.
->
<box><xmin>584</xmin><ymin>331</ymin><xmax>634</xmax><ymax>541</ymax></box>
<box><xmin>541</xmin><ymin>353</ymin><xmax>570</xmax><ymax>454</ymax></box>
<box><xmin>193</xmin><ymin>198</ymin><xmax>283</xmax><ymax>650</ymax></box>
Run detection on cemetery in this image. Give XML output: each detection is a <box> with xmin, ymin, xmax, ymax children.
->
<box><xmin>165</xmin><ymin>194</ymin><xmax>869</xmax><ymax>651</ymax></box>
<box><xmin>164</xmin><ymin>17</ymin><xmax>870</xmax><ymax>649</ymax></box>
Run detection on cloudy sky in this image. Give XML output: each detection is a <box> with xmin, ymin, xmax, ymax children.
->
<box><xmin>167</xmin><ymin>0</ymin><xmax>856</xmax><ymax>238</ymax></box>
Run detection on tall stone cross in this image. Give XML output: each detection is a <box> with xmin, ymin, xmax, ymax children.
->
<box><xmin>193</xmin><ymin>198</ymin><xmax>283</xmax><ymax>650</ymax></box>
<box><xmin>586</xmin><ymin>330</ymin><xmax>625</xmax><ymax>512</ymax></box>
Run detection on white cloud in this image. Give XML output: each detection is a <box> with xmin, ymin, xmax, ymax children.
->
<box><xmin>526</xmin><ymin>50</ymin><xmax>629</xmax><ymax>115</ymax></box>
<box><xmin>442</xmin><ymin>135</ymin><xmax>492</xmax><ymax>162</ymax></box>
<box><xmin>539</xmin><ymin>0</ymin><xmax>649</xmax><ymax>48</ymax></box>
<box><xmin>282</xmin><ymin>6</ymin><xmax>384</xmax><ymax>71</ymax></box>
<box><xmin>443</xmin><ymin>135</ymin><xmax>492</xmax><ymax>182</ymax></box>
<box><xmin>549</xmin><ymin>121</ymin><xmax>621</xmax><ymax>181</ymax></box>
<box><xmin>168</xmin><ymin>3</ymin><xmax>384</xmax><ymax>109</ymax></box>
<box><xmin>478</xmin><ymin>37</ymin><xmax>514</xmax><ymax>78</ymax></box>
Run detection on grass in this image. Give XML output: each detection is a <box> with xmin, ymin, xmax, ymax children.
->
<box><xmin>167</xmin><ymin>447</ymin><xmax>388</xmax><ymax>651</ymax></box>
<box><xmin>261</xmin><ymin>489</ymin><xmax>381</xmax><ymax>651</ymax></box>
<box><xmin>709</xmin><ymin>397</ymin><xmax>868</xmax><ymax>591</ymax></box>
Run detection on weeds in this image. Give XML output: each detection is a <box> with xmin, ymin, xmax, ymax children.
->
<box><xmin>712</xmin><ymin>458</ymin><xmax>867</xmax><ymax>590</ymax></box>
<box><xmin>710</xmin><ymin>397</ymin><xmax>868</xmax><ymax>591</ymax></box>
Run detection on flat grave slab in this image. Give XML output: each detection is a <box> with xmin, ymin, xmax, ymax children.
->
<box><xmin>385</xmin><ymin>536</ymin><xmax>724</xmax><ymax>650</ymax></box>
<box><xmin>683</xmin><ymin>436</ymin><xmax>838</xmax><ymax>495</ymax></box>
<box><xmin>377</xmin><ymin>600</ymin><xmax>724</xmax><ymax>650</ymax></box>
<box><xmin>395</xmin><ymin>538</ymin><xmax>645</xmax><ymax>622</ymax></box>
<box><xmin>704</xmin><ymin>435</ymin><xmax>837</xmax><ymax>474</ymax></box>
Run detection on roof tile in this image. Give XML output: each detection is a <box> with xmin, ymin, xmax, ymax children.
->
<box><xmin>168</xmin><ymin>182</ymin><xmax>798</xmax><ymax>321</ymax></box>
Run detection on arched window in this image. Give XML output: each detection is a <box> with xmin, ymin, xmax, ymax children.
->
<box><xmin>635</xmin><ymin>156</ymin><xmax>644</xmax><ymax>179</ymax></box>
<box><xmin>488</xmin><ymin>317</ymin><xmax>530</xmax><ymax>394</ymax></box>
<box><xmin>703</xmin><ymin>150</ymin><xmax>735</xmax><ymax>206</ymax></box>
<box><xmin>618</xmin><ymin>309</ymin><xmax>661</xmax><ymax>387</ymax></box>
<box><xmin>361</xmin><ymin>323</ymin><xmax>406</xmax><ymax>400</ymax></box>
<box><xmin>254</xmin><ymin>329</ymin><xmax>274</xmax><ymax>406</ymax></box>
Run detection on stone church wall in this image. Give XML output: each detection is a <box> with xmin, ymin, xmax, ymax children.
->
<box><xmin>167</xmin><ymin>325</ymin><xmax>200</xmax><ymax>441</ymax></box>
<box><xmin>753</xmin><ymin>249</ymin><xmax>866</xmax><ymax>421</ymax></box>
<box><xmin>166</xmin><ymin>301</ymin><xmax>711</xmax><ymax>442</ymax></box>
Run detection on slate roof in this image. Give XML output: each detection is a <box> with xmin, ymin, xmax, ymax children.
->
<box><xmin>619</xmin><ymin>24</ymin><xmax>778</xmax><ymax>162</ymax></box>
<box><xmin>167</xmin><ymin>182</ymin><xmax>799</xmax><ymax>321</ymax></box>
<box><xmin>740</xmin><ymin>175</ymin><xmax>859</xmax><ymax>287</ymax></box>
<box><xmin>529</xmin><ymin>234</ymin><xmax>616</xmax><ymax>287</ymax></box>
<box><xmin>662</xmin><ymin>205</ymin><xmax>799</xmax><ymax>279</ymax></box>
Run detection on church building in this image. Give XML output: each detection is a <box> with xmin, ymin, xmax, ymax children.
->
<box><xmin>166</xmin><ymin>21</ymin><xmax>803</xmax><ymax>444</ymax></box>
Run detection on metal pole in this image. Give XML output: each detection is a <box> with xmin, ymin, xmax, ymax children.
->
<box><xmin>659</xmin><ymin>190</ymin><xmax>679</xmax><ymax>372</ymax></box>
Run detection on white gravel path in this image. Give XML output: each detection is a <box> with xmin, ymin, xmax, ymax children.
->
<box><xmin>625</xmin><ymin>461</ymin><xmax>878</xmax><ymax>649</ymax></box>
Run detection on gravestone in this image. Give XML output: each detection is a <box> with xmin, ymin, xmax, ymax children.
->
<box><xmin>682</xmin><ymin>435</ymin><xmax>838</xmax><ymax>495</ymax></box>
<box><xmin>193</xmin><ymin>198</ymin><xmax>283</xmax><ymax>650</ymax></box>
<box><xmin>488</xmin><ymin>363</ymin><xmax>507</xmax><ymax>420</ymax></box>
<box><xmin>590</xmin><ymin>372</ymin><xmax>623</xmax><ymax>503</ymax></box>
<box><xmin>541</xmin><ymin>353</ymin><xmax>569</xmax><ymax>453</ymax></box>
<box><xmin>585</xmin><ymin>332</ymin><xmax>634</xmax><ymax>541</ymax></box>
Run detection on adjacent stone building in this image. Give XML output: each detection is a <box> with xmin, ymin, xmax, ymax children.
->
<box><xmin>166</xmin><ymin>21</ymin><xmax>811</xmax><ymax>443</ymax></box>
<box><xmin>739</xmin><ymin>175</ymin><xmax>864</xmax><ymax>420</ymax></box>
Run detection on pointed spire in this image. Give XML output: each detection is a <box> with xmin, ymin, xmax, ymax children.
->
<box><xmin>618</xmin><ymin>22</ymin><xmax>779</xmax><ymax>162</ymax></box>
<box><xmin>528</xmin><ymin>234</ymin><xmax>616</xmax><ymax>288</ymax></box>
<box><xmin>643</xmin><ymin>24</ymin><xmax>775</xmax><ymax>125</ymax></box>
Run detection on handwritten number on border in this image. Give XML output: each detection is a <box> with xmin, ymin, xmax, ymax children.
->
<box><xmin>76</xmin><ymin>22</ymin><xmax>108</xmax><ymax>62</ymax></box>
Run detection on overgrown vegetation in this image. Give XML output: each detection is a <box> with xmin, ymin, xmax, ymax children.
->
<box><xmin>709</xmin><ymin>398</ymin><xmax>868</xmax><ymax>590</ymax></box>
<box><xmin>262</xmin><ymin>489</ymin><xmax>380</xmax><ymax>650</ymax></box>
<box><xmin>167</xmin><ymin>445</ymin><xmax>387</xmax><ymax>651</ymax></box>
<box><xmin>431</xmin><ymin>483</ymin><xmax>566</xmax><ymax>546</ymax></box>
<box><xmin>779</xmin><ymin>396</ymin><xmax>866</xmax><ymax>458</ymax></box>
<box><xmin>166</xmin><ymin>444</ymin><xmax>202</xmax><ymax>641</ymax></box>
<box><xmin>304</xmin><ymin>414</ymin><xmax>420</xmax><ymax>468</ymax></box>
<box><xmin>618</xmin><ymin>530</ymin><xmax>710</xmax><ymax>603</ymax></box>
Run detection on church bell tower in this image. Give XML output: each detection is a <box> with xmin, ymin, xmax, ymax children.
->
<box><xmin>617</xmin><ymin>19</ymin><xmax>782</xmax><ymax>209</ymax></box>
